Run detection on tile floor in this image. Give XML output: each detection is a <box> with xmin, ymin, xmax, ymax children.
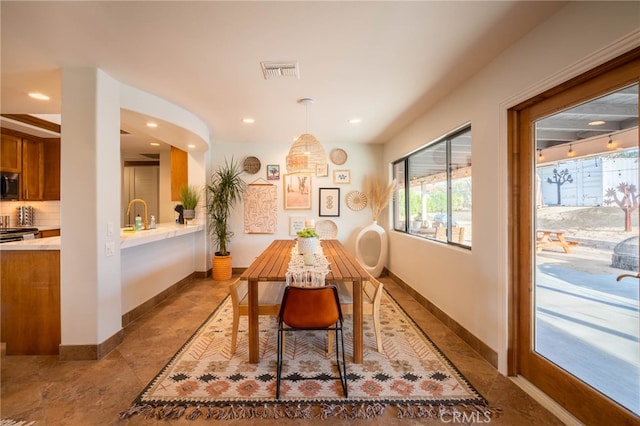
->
<box><xmin>1</xmin><ymin>276</ymin><xmax>565</xmax><ymax>425</ymax></box>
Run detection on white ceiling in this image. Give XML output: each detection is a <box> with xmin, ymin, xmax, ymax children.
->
<box><xmin>1</xmin><ymin>1</ymin><xmax>565</xmax><ymax>150</ymax></box>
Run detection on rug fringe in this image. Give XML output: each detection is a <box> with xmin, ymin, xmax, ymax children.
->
<box><xmin>121</xmin><ymin>401</ymin><xmax>498</xmax><ymax>421</ymax></box>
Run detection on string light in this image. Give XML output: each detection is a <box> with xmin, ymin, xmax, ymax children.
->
<box><xmin>538</xmin><ymin>149</ymin><xmax>543</xmax><ymax>161</ymax></box>
<box><xmin>567</xmin><ymin>144</ymin><xmax>575</xmax><ymax>158</ymax></box>
<box><xmin>607</xmin><ymin>134</ymin><xmax>614</xmax><ymax>150</ymax></box>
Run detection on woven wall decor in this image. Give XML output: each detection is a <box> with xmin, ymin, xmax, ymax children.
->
<box><xmin>286</xmin><ymin>133</ymin><xmax>327</xmax><ymax>174</ymax></box>
<box><xmin>243</xmin><ymin>156</ymin><xmax>261</xmax><ymax>174</ymax></box>
<box><xmin>346</xmin><ymin>190</ymin><xmax>367</xmax><ymax>211</ymax></box>
<box><xmin>330</xmin><ymin>148</ymin><xmax>347</xmax><ymax>165</ymax></box>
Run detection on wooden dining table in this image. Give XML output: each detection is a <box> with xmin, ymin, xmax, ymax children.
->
<box><xmin>239</xmin><ymin>239</ymin><xmax>369</xmax><ymax>364</ymax></box>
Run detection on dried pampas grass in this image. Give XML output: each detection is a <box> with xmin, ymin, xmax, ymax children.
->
<box><xmin>363</xmin><ymin>176</ymin><xmax>396</xmax><ymax>222</ymax></box>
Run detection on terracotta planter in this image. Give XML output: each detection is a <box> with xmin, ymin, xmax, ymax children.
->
<box><xmin>212</xmin><ymin>254</ymin><xmax>233</xmax><ymax>281</ymax></box>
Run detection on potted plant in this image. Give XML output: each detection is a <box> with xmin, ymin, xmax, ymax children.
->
<box><xmin>180</xmin><ymin>184</ymin><xmax>201</xmax><ymax>221</ymax></box>
<box><xmin>413</xmin><ymin>212</ymin><xmax>423</xmax><ymax>229</ymax></box>
<box><xmin>296</xmin><ymin>227</ymin><xmax>320</xmax><ymax>255</ymax></box>
<box><xmin>206</xmin><ymin>158</ymin><xmax>246</xmax><ymax>281</ymax></box>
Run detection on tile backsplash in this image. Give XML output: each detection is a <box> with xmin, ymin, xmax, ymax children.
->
<box><xmin>0</xmin><ymin>201</ymin><xmax>60</xmax><ymax>228</ymax></box>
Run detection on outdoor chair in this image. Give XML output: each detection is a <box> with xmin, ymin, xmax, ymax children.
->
<box><xmin>276</xmin><ymin>285</ymin><xmax>348</xmax><ymax>399</ymax></box>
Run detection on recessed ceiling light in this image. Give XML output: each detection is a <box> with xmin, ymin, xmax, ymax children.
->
<box><xmin>242</xmin><ymin>118</ymin><xmax>255</xmax><ymax>124</ymax></box>
<box><xmin>28</xmin><ymin>92</ymin><xmax>50</xmax><ymax>101</ymax></box>
<box><xmin>187</xmin><ymin>144</ymin><xmax>196</xmax><ymax>149</ymax></box>
<box><xmin>149</xmin><ymin>142</ymin><xmax>160</xmax><ymax>146</ymax></box>
<box><xmin>146</xmin><ymin>122</ymin><xmax>158</xmax><ymax>128</ymax></box>
<box><xmin>348</xmin><ymin>118</ymin><xmax>361</xmax><ymax>124</ymax></box>
<box><xmin>588</xmin><ymin>120</ymin><xmax>605</xmax><ymax>126</ymax></box>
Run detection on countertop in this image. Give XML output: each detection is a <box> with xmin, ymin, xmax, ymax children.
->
<box><xmin>0</xmin><ymin>222</ymin><xmax>204</xmax><ymax>251</ymax></box>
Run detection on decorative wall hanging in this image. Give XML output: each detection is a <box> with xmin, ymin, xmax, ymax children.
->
<box><xmin>346</xmin><ymin>190</ymin><xmax>367</xmax><ymax>211</ymax></box>
<box><xmin>285</xmin><ymin>98</ymin><xmax>328</xmax><ymax>174</ymax></box>
<box><xmin>242</xmin><ymin>156</ymin><xmax>261</xmax><ymax>174</ymax></box>
<box><xmin>333</xmin><ymin>169</ymin><xmax>351</xmax><ymax>184</ymax></box>
<box><xmin>266</xmin><ymin>164</ymin><xmax>280</xmax><ymax>180</ymax></box>
<box><xmin>316</xmin><ymin>163</ymin><xmax>328</xmax><ymax>177</ymax></box>
<box><xmin>283</xmin><ymin>173</ymin><xmax>312</xmax><ymax>210</ymax></box>
<box><xmin>330</xmin><ymin>148</ymin><xmax>347</xmax><ymax>165</ymax></box>
<box><xmin>319</xmin><ymin>187</ymin><xmax>340</xmax><ymax>217</ymax></box>
<box><xmin>289</xmin><ymin>216</ymin><xmax>306</xmax><ymax>236</ymax></box>
<box><xmin>244</xmin><ymin>182</ymin><xmax>277</xmax><ymax>233</ymax></box>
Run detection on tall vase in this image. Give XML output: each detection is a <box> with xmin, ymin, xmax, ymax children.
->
<box><xmin>355</xmin><ymin>221</ymin><xmax>387</xmax><ymax>278</ymax></box>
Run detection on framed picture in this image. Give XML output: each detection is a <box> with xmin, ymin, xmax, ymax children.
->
<box><xmin>316</xmin><ymin>163</ymin><xmax>328</xmax><ymax>177</ymax></box>
<box><xmin>333</xmin><ymin>169</ymin><xmax>350</xmax><ymax>184</ymax></box>
<box><xmin>266</xmin><ymin>164</ymin><xmax>280</xmax><ymax>180</ymax></box>
<box><xmin>319</xmin><ymin>187</ymin><xmax>340</xmax><ymax>217</ymax></box>
<box><xmin>283</xmin><ymin>174</ymin><xmax>312</xmax><ymax>210</ymax></box>
<box><xmin>289</xmin><ymin>216</ymin><xmax>306</xmax><ymax>236</ymax></box>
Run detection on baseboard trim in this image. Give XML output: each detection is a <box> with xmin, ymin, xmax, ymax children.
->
<box><xmin>510</xmin><ymin>376</ymin><xmax>582</xmax><ymax>425</ymax></box>
<box><xmin>59</xmin><ymin>329</ymin><xmax>124</xmax><ymax>361</ymax></box>
<box><xmin>121</xmin><ymin>272</ymin><xmax>197</xmax><ymax>328</ymax></box>
<box><xmin>59</xmin><ymin>273</ymin><xmax>198</xmax><ymax>361</ymax></box>
<box><xmin>384</xmin><ymin>267</ymin><xmax>498</xmax><ymax>368</ymax></box>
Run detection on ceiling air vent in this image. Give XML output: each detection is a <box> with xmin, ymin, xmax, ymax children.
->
<box><xmin>260</xmin><ymin>61</ymin><xmax>299</xmax><ymax>80</ymax></box>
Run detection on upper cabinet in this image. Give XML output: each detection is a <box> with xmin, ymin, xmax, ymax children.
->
<box><xmin>1</xmin><ymin>133</ymin><xmax>22</xmax><ymax>173</ymax></box>
<box><xmin>170</xmin><ymin>146</ymin><xmax>188</xmax><ymax>202</ymax></box>
<box><xmin>0</xmin><ymin>129</ymin><xmax>61</xmax><ymax>201</ymax></box>
<box><xmin>22</xmin><ymin>137</ymin><xmax>44</xmax><ymax>201</ymax></box>
<box><xmin>42</xmin><ymin>138</ymin><xmax>61</xmax><ymax>200</ymax></box>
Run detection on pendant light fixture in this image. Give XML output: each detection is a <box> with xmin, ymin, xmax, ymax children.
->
<box><xmin>286</xmin><ymin>98</ymin><xmax>327</xmax><ymax>174</ymax></box>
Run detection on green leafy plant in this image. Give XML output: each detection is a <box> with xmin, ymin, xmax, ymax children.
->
<box><xmin>180</xmin><ymin>184</ymin><xmax>201</xmax><ymax>210</ymax></box>
<box><xmin>296</xmin><ymin>228</ymin><xmax>319</xmax><ymax>238</ymax></box>
<box><xmin>207</xmin><ymin>158</ymin><xmax>246</xmax><ymax>256</ymax></box>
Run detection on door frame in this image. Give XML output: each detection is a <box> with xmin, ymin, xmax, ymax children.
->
<box><xmin>508</xmin><ymin>47</ymin><xmax>640</xmax><ymax>424</ymax></box>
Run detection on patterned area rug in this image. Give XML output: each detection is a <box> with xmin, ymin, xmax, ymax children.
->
<box><xmin>120</xmin><ymin>290</ymin><xmax>493</xmax><ymax>420</ymax></box>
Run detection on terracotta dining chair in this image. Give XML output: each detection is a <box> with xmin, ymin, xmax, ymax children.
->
<box><xmin>276</xmin><ymin>285</ymin><xmax>348</xmax><ymax>399</ymax></box>
<box><xmin>229</xmin><ymin>279</ymin><xmax>286</xmax><ymax>355</ymax></box>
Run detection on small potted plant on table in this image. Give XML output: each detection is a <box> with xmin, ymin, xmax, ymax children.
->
<box><xmin>296</xmin><ymin>227</ymin><xmax>320</xmax><ymax>255</ymax></box>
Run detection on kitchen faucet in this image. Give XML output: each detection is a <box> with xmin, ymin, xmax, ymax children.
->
<box><xmin>126</xmin><ymin>198</ymin><xmax>149</xmax><ymax>230</ymax></box>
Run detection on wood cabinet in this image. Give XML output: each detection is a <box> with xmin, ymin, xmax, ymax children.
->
<box><xmin>170</xmin><ymin>146</ymin><xmax>188</xmax><ymax>201</ymax></box>
<box><xmin>39</xmin><ymin>229</ymin><xmax>60</xmax><ymax>238</ymax></box>
<box><xmin>21</xmin><ymin>138</ymin><xmax>44</xmax><ymax>200</ymax></box>
<box><xmin>43</xmin><ymin>138</ymin><xmax>61</xmax><ymax>200</ymax></box>
<box><xmin>1</xmin><ymin>133</ymin><xmax>22</xmax><ymax>173</ymax></box>
<box><xmin>1</xmin><ymin>250</ymin><xmax>61</xmax><ymax>355</ymax></box>
<box><xmin>0</xmin><ymin>130</ymin><xmax>60</xmax><ymax>201</ymax></box>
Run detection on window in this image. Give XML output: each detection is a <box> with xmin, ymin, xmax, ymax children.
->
<box><xmin>393</xmin><ymin>126</ymin><xmax>472</xmax><ymax>247</ymax></box>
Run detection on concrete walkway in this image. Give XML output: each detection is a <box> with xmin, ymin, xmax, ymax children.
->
<box><xmin>535</xmin><ymin>252</ymin><xmax>639</xmax><ymax>416</ymax></box>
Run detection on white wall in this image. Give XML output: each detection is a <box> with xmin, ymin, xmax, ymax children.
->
<box><xmin>207</xmin><ymin>141</ymin><xmax>383</xmax><ymax>269</ymax></box>
<box><xmin>382</xmin><ymin>1</ymin><xmax>640</xmax><ymax>374</ymax></box>
<box><xmin>121</xmin><ymin>233</ymin><xmax>198</xmax><ymax>313</ymax></box>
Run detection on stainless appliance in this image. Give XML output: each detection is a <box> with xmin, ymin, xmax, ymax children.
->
<box><xmin>0</xmin><ymin>227</ymin><xmax>39</xmax><ymax>243</ymax></box>
<box><xmin>1</xmin><ymin>172</ymin><xmax>20</xmax><ymax>200</ymax></box>
<box><xmin>17</xmin><ymin>206</ymin><xmax>34</xmax><ymax>226</ymax></box>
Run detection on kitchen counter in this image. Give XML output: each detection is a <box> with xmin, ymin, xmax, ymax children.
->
<box><xmin>0</xmin><ymin>222</ymin><xmax>203</xmax><ymax>251</ymax></box>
